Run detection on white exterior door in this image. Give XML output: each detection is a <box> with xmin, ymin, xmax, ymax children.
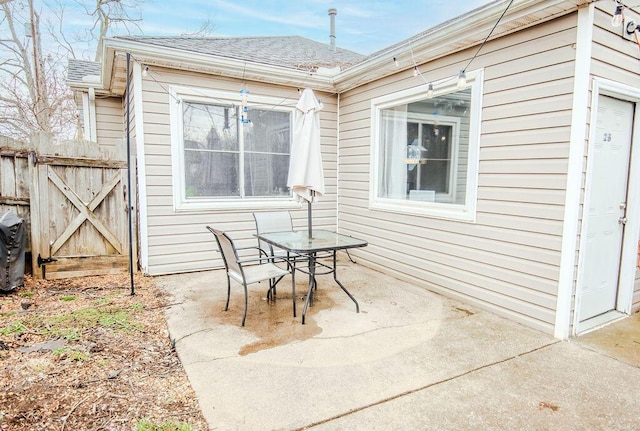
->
<box><xmin>579</xmin><ymin>95</ymin><xmax>634</xmax><ymax>322</ymax></box>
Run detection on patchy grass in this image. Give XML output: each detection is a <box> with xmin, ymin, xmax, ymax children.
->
<box><xmin>0</xmin><ymin>320</ymin><xmax>27</xmax><ymax>336</ymax></box>
<box><xmin>0</xmin><ymin>304</ymin><xmax>142</xmax><ymax>342</ymax></box>
<box><xmin>52</xmin><ymin>348</ymin><xmax>90</xmax><ymax>361</ymax></box>
<box><xmin>0</xmin><ymin>273</ymin><xmax>208</xmax><ymax>431</ymax></box>
<box><xmin>136</xmin><ymin>418</ymin><xmax>195</xmax><ymax>431</ymax></box>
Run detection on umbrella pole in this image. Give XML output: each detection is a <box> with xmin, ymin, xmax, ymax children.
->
<box><xmin>307</xmin><ymin>192</ymin><xmax>313</xmax><ymax>239</ymax></box>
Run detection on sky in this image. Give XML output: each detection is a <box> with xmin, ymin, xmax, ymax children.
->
<box><xmin>58</xmin><ymin>0</ymin><xmax>493</xmax><ymax>57</ymax></box>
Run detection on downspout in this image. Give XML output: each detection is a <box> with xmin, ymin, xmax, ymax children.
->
<box><xmin>336</xmin><ymin>92</ymin><xmax>341</xmax><ymax>231</ymax></box>
<box><xmin>87</xmin><ymin>87</ymin><xmax>97</xmax><ymax>142</ymax></box>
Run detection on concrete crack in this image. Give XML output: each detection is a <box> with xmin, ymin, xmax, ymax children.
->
<box><xmin>293</xmin><ymin>340</ymin><xmax>561</xmax><ymax>431</ymax></box>
<box><xmin>314</xmin><ymin>316</ymin><xmax>472</xmax><ymax>340</ymax></box>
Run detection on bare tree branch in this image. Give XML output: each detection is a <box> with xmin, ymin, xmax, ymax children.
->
<box><xmin>0</xmin><ymin>0</ymin><xmax>144</xmax><ymax>143</ymax></box>
<box><xmin>182</xmin><ymin>18</ymin><xmax>216</xmax><ymax>37</ymax></box>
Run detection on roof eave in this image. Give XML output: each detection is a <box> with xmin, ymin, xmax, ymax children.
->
<box><xmin>101</xmin><ymin>38</ymin><xmax>337</xmax><ymax>95</ymax></box>
<box><xmin>87</xmin><ymin>0</ymin><xmax>593</xmax><ymax>97</ymax></box>
<box><xmin>334</xmin><ymin>0</ymin><xmax>593</xmax><ymax>92</ymax></box>
<box><xmin>66</xmin><ymin>80</ymin><xmax>109</xmax><ymax>94</ymax></box>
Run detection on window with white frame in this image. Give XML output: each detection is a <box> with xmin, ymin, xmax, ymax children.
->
<box><xmin>171</xmin><ymin>87</ymin><xmax>294</xmax><ymax>210</ymax></box>
<box><xmin>370</xmin><ymin>70</ymin><xmax>482</xmax><ymax>221</ymax></box>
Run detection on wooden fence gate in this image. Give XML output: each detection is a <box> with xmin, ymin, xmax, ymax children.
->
<box><xmin>1</xmin><ymin>137</ymin><xmax>133</xmax><ymax>280</ymax></box>
<box><xmin>29</xmin><ymin>153</ymin><xmax>130</xmax><ymax>279</ymax></box>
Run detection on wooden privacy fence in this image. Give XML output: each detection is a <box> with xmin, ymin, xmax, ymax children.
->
<box><xmin>0</xmin><ymin>138</ymin><xmax>32</xmax><ymax>260</ymax></box>
<box><xmin>0</xmin><ymin>136</ymin><xmax>133</xmax><ymax>279</ymax></box>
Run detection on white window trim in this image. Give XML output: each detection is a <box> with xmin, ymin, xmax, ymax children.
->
<box><xmin>169</xmin><ymin>85</ymin><xmax>301</xmax><ymax>212</ymax></box>
<box><xmin>369</xmin><ymin>69</ymin><xmax>483</xmax><ymax>222</ymax></box>
<box><xmin>407</xmin><ymin>113</ymin><xmax>461</xmax><ymax>203</ymax></box>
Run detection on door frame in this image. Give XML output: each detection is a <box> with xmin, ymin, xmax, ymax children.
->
<box><xmin>573</xmin><ymin>77</ymin><xmax>640</xmax><ymax>334</ymax></box>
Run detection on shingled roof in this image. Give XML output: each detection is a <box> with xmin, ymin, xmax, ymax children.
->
<box><xmin>67</xmin><ymin>59</ymin><xmax>101</xmax><ymax>82</ymax></box>
<box><xmin>114</xmin><ymin>35</ymin><xmax>365</xmax><ymax>71</ymax></box>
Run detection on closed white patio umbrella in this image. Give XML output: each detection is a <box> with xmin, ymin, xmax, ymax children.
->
<box><xmin>287</xmin><ymin>87</ymin><xmax>324</xmax><ymax>238</ymax></box>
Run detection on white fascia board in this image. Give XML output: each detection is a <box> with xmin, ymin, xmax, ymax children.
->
<box><xmin>102</xmin><ymin>38</ymin><xmax>336</xmax><ymax>93</ymax></box>
<box><xmin>68</xmin><ymin>81</ymin><xmax>109</xmax><ymax>95</ymax></box>
<box><xmin>97</xmin><ymin>0</ymin><xmax>591</xmax><ymax>95</ymax></box>
<box><xmin>335</xmin><ymin>0</ymin><xmax>594</xmax><ymax>92</ymax></box>
<box><xmin>67</xmin><ymin>74</ymin><xmax>109</xmax><ymax>95</ymax></box>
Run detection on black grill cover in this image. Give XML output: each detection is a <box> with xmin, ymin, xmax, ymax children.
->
<box><xmin>0</xmin><ymin>212</ymin><xmax>26</xmax><ymax>292</ymax></box>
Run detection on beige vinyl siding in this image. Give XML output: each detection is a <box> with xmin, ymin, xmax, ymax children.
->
<box><xmin>137</xmin><ymin>67</ymin><xmax>338</xmax><ymax>275</ymax></box>
<box><xmin>338</xmin><ymin>14</ymin><xmax>579</xmax><ymax>334</ymax></box>
<box><xmin>95</xmin><ymin>97</ymin><xmax>124</xmax><ymax>152</ymax></box>
<box><xmin>592</xmin><ymin>5</ymin><xmax>640</xmax><ymax>315</ymax></box>
<box><xmin>591</xmin><ymin>5</ymin><xmax>640</xmax><ymax>83</ymax></box>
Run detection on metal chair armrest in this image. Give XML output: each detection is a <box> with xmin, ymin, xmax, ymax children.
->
<box><xmin>236</xmin><ymin>245</ymin><xmax>262</xmax><ymax>252</ymax></box>
<box><xmin>236</xmin><ymin>255</ymin><xmax>290</xmax><ymax>266</ymax></box>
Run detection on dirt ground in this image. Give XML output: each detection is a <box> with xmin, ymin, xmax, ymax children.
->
<box><xmin>0</xmin><ymin>273</ymin><xmax>209</xmax><ymax>431</ymax></box>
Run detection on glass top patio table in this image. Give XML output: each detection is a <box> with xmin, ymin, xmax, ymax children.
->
<box><xmin>255</xmin><ymin>230</ymin><xmax>367</xmax><ymax>323</ymax></box>
<box><xmin>256</xmin><ymin>229</ymin><xmax>367</xmax><ymax>254</ymax></box>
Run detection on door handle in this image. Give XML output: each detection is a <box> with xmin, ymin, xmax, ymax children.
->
<box><xmin>619</xmin><ymin>217</ymin><xmax>628</xmax><ymax>225</ymax></box>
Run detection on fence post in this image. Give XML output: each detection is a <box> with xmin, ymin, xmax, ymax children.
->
<box><xmin>28</xmin><ymin>151</ymin><xmax>44</xmax><ymax>279</ymax></box>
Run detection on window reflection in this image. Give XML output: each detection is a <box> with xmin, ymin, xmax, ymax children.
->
<box><xmin>182</xmin><ymin>102</ymin><xmax>291</xmax><ymax>199</ymax></box>
<box><xmin>378</xmin><ymin>87</ymin><xmax>471</xmax><ymax>205</ymax></box>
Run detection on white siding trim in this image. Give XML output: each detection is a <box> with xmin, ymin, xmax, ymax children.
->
<box><xmin>576</xmin><ymin>78</ymin><xmax>640</xmax><ymax>331</ymax></box>
<box><xmin>336</xmin><ymin>92</ymin><xmax>341</xmax><ymax>230</ymax></box>
<box><xmin>82</xmin><ymin>90</ymin><xmax>97</xmax><ymax>142</ymax></box>
<box><xmin>81</xmin><ymin>93</ymin><xmax>90</xmax><ymax>140</ymax></box>
<box><xmin>133</xmin><ymin>61</ymin><xmax>150</xmax><ymax>273</ymax></box>
<box><xmin>619</xmin><ymin>93</ymin><xmax>640</xmax><ymax>315</ymax></box>
<box><xmin>554</xmin><ymin>4</ymin><xmax>594</xmax><ymax>340</ymax></box>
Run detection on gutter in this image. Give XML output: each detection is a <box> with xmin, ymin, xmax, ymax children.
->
<box><xmin>91</xmin><ymin>0</ymin><xmax>593</xmax><ymax>96</ymax></box>
<box><xmin>100</xmin><ymin>38</ymin><xmax>338</xmax><ymax>95</ymax></box>
<box><xmin>335</xmin><ymin>0</ymin><xmax>595</xmax><ymax>92</ymax></box>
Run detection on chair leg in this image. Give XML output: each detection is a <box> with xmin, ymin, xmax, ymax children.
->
<box><xmin>267</xmin><ymin>279</ymin><xmax>276</xmax><ymax>301</ymax></box>
<box><xmin>267</xmin><ymin>273</ymin><xmax>287</xmax><ymax>302</ymax></box>
<box><xmin>292</xmin><ymin>261</ymin><xmax>296</xmax><ymax>317</ymax></box>
<box><xmin>241</xmin><ymin>283</ymin><xmax>248</xmax><ymax>327</ymax></box>
<box><xmin>225</xmin><ymin>276</ymin><xmax>231</xmax><ymax>311</ymax></box>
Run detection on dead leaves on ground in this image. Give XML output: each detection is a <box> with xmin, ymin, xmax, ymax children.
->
<box><xmin>0</xmin><ymin>273</ymin><xmax>207</xmax><ymax>431</ymax></box>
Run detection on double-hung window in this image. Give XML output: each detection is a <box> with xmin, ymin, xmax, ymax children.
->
<box><xmin>370</xmin><ymin>69</ymin><xmax>483</xmax><ymax>221</ymax></box>
<box><xmin>170</xmin><ymin>87</ymin><xmax>294</xmax><ymax>210</ymax></box>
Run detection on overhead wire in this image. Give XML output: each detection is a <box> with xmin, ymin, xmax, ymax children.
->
<box><xmin>122</xmin><ymin>0</ymin><xmax>519</xmax><ymax>128</ymax></box>
<box><xmin>461</xmin><ymin>0</ymin><xmax>515</xmax><ymax>74</ymax></box>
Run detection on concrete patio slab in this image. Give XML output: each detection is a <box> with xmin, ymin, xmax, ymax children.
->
<box><xmin>156</xmin><ymin>258</ymin><xmax>640</xmax><ymax>431</ymax></box>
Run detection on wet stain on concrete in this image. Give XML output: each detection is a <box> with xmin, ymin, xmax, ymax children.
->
<box><xmin>208</xmin><ymin>283</ymin><xmax>337</xmax><ymax>356</ymax></box>
<box><xmin>455</xmin><ymin>307</ymin><xmax>475</xmax><ymax>316</ymax></box>
<box><xmin>538</xmin><ymin>401</ymin><xmax>560</xmax><ymax>412</ymax></box>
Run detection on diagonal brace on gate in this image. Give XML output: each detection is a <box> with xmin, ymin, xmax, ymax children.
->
<box><xmin>47</xmin><ymin>168</ymin><xmax>124</xmax><ymax>255</ymax></box>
